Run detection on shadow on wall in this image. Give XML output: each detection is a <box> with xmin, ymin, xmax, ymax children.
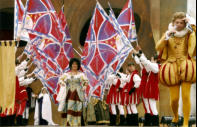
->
<box><xmin>0</xmin><ymin>8</ymin><xmax>14</xmax><ymax>40</ymax></box>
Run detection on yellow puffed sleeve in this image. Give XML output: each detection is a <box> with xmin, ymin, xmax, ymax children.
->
<box><xmin>156</xmin><ymin>34</ymin><xmax>168</xmax><ymax>60</ymax></box>
<box><xmin>192</xmin><ymin>25</ymin><xmax>196</xmax><ymax>33</ymax></box>
<box><xmin>188</xmin><ymin>31</ymin><xmax>196</xmax><ymax>57</ymax></box>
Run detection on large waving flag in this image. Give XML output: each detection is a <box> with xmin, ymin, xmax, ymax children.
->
<box><xmin>23</xmin><ymin>0</ymin><xmax>73</xmax><ymax>103</ymax></box>
<box><xmin>82</xmin><ymin>2</ymin><xmax>133</xmax><ymax>100</ymax></box>
<box><xmin>23</xmin><ymin>0</ymin><xmax>64</xmax><ymax>43</ymax></box>
<box><xmin>57</xmin><ymin>5</ymin><xmax>74</xmax><ymax>65</ymax></box>
<box><xmin>108</xmin><ymin>0</ymin><xmax>137</xmax><ymax>72</ymax></box>
<box><xmin>117</xmin><ymin>0</ymin><xmax>137</xmax><ymax>42</ymax></box>
<box><xmin>107</xmin><ymin>8</ymin><xmax>134</xmax><ymax>73</ymax></box>
<box><xmin>14</xmin><ymin>0</ymin><xmax>29</xmax><ymax>41</ymax></box>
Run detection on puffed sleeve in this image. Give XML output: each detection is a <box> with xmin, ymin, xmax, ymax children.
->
<box><xmin>120</xmin><ymin>73</ymin><xmax>131</xmax><ymax>83</ymax></box>
<box><xmin>156</xmin><ymin>34</ymin><xmax>168</xmax><ymax>51</ymax></box>
<box><xmin>58</xmin><ymin>73</ymin><xmax>68</xmax><ymax>85</ymax></box>
<box><xmin>119</xmin><ymin>73</ymin><xmax>131</xmax><ymax>88</ymax></box>
<box><xmin>19</xmin><ymin>77</ymin><xmax>25</xmax><ymax>82</ymax></box>
<box><xmin>106</xmin><ymin>74</ymin><xmax>117</xmax><ymax>86</ymax></box>
<box><xmin>18</xmin><ymin>69</ymin><xmax>28</xmax><ymax>78</ymax></box>
<box><xmin>133</xmin><ymin>74</ymin><xmax>141</xmax><ymax>88</ymax></box>
<box><xmin>156</xmin><ymin>34</ymin><xmax>168</xmax><ymax>60</ymax></box>
<box><xmin>20</xmin><ymin>78</ymin><xmax>35</xmax><ymax>86</ymax></box>
<box><xmin>80</xmin><ymin>73</ymin><xmax>89</xmax><ymax>86</ymax></box>
<box><xmin>16</xmin><ymin>60</ymin><xmax>28</xmax><ymax>72</ymax></box>
<box><xmin>188</xmin><ymin>31</ymin><xmax>196</xmax><ymax>57</ymax></box>
<box><xmin>133</xmin><ymin>55</ymin><xmax>143</xmax><ymax>69</ymax></box>
<box><xmin>139</xmin><ymin>54</ymin><xmax>159</xmax><ymax>73</ymax></box>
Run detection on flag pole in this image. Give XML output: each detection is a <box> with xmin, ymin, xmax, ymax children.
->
<box><xmin>73</xmin><ymin>48</ymin><xmax>82</xmax><ymax>57</ymax></box>
<box><xmin>14</xmin><ymin>0</ymin><xmax>16</xmax><ymax>41</ymax></box>
<box><xmin>62</xmin><ymin>0</ymin><xmax>64</xmax><ymax>11</ymax></box>
<box><xmin>78</xmin><ymin>46</ymin><xmax>83</xmax><ymax>53</ymax></box>
<box><xmin>108</xmin><ymin>2</ymin><xmax>113</xmax><ymax>11</ymax></box>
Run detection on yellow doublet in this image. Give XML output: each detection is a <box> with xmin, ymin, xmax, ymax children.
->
<box><xmin>156</xmin><ymin>25</ymin><xmax>196</xmax><ymax>127</ymax></box>
<box><xmin>156</xmin><ymin>30</ymin><xmax>196</xmax><ymax>86</ymax></box>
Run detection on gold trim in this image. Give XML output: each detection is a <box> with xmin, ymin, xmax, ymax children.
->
<box><xmin>96</xmin><ymin>120</ymin><xmax>110</xmax><ymax>124</ymax></box>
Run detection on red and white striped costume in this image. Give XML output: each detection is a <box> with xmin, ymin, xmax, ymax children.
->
<box><xmin>122</xmin><ymin>70</ymin><xmax>141</xmax><ymax>105</ymax></box>
<box><xmin>106</xmin><ymin>73</ymin><xmax>130</xmax><ymax>115</ymax></box>
<box><xmin>135</xmin><ymin>54</ymin><xmax>160</xmax><ymax>115</ymax></box>
<box><xmin>106</xmin><ymin>74</ymin><xmax>121</xmax><ymax>105</ymax></box>
<box><xmin>121</xmin><ymin>70</ymin><xmax>141</xmax><ymax>114</ymax></box>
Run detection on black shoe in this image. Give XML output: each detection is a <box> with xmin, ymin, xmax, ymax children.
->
<box><xmin>81</xmin><ymin>115</ymin><xmax>85</xmax><ymax>126</ymax></box>
<box><xmin>2</xmin><ymin>116</ymin><xmax>9</xmax><ymax>126</ymax></box>
<box><xmin>170</xmin><ymin>122</ymin><xmax>178</xmax><ymax>127</ymax></box>
<box><xmin>0</xmin><ymin>117</ymin><xmax>2</xmax><ymax>126</ymax></box>
<box><xmin>151</xmin><ymin>115</ymin><xmax>159</xmax><ymax>126</ymax></box>
<box><xmin>16</xmin><ymin>115</ymin><xmax>23</xmax><ymax>126</ymax></box>
<box><xmin>0</xmin><ymin>117</ymin><xmax>5</xmax><ymax>126</ymax></box>
<box><xmin>22</xmin><ymin>118</ymin><xmax>29</xmax><ymax>126</ymax></box>
<box><xmin>8</xmin><ymin>115</ymin><xmax>16</xmax><ymax>126</ymax></box>
<box><xmin>126</xmin><ymin>114</ymin><xmax>132</xmax><ymax>126</ymax></box>
<box><xmin>119</xmin><ymin>115</ymin><xmax>126</xmax><ymax>126</ymax></box>
<box><xmin>144</xmin><ymin>113</ymin><xmax>151</xmax><ymax>126</ymax></box>
<box><xmin>110</xmin><ymin>114</ymin><xmax>117</xmax><ymax>126</ymax></box>
<box><xmin>130</xmin><ymin>114</ymin><xmax>139</xmax><ymax>126</ymax></box>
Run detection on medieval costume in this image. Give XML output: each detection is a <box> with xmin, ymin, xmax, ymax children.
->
<box><xmin>15</xmin><ymin>60</ymin><xmax>35</xmax><ymax>126</ymax></box>
<box><xmin>156</xmin><ymin>13</ymin><xmax>196</xmax><ymax>127</ymax></box>
<box><xmin>106</xmin><ymin>74</ymin><xmax>119</xmax><ymax>126</ymax></box>
<box><xmin>15</xmin><ymin>76</ymin><xmax>28</xmax><ymax>126</ymax></box>
<box><xmin>106</xmin><ymin>73</ymin><xmax>130</xmax><ymax>126</ymax></box>
<box><xmin>57</xmin><ymin>72</ymin><xmax>88</xmax><ymax>126</ymax></box>
<box><xmin>84</xmin><ymin>97</ymin><xmax>97</xmax><ymax>125</ymax></box>
<box><xmin>34</xmin><ymin>87</ymin><xmax>56</xmax><ymax>125</ymax></box>
<box><xmin>134</xmin><ymin>54</ymin><xmax>160</xmax><ymax>126</ymax></box>
<box><xmin>89</xmin><ymin>97</ymin><xmax>110</xmax><ymax>125</ymax></box>
<box><xmin>122</xmin><ymin>70</ymin><xmax>141</xmax><ymax>126</ymax></box>
<box><xmin>20</xmin><ymin>79</ymin><xmax>35</xmax><ymax>125</ymax></box>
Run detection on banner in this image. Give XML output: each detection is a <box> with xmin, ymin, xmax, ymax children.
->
<box><xmin>0</xmin><ymin>41</ymin><xmax>16</xmax><ymax>113</ymax></box>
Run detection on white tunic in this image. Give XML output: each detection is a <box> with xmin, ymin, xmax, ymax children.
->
<box><xmin>34</xmin><ymin>93</ymin><xmax>57</xmax><ymax>125</ymax></box>
<box><xmin>20</xmin><ymin>78</ymin><xmax>35</xmax><ymax>86</ymax></box>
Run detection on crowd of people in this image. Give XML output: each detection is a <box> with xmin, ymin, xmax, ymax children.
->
<box><xmin>0</xmin><ymin>52</ymin><xmax>57</xmax><ymax>126</ymax></box>
<box><xmin>56</xmin><ymin>12</ymin><xmax>196</xmax><ymax>127</ymax></box>
<box><xmin>56</xmin><ymin>48</ymin><xmax>160</xmax><ymax>126</ymax></box>
<box><xmin>0</xmin><ymin>11</ymin><xmax>196</xmax><ymax>127</ymax></box>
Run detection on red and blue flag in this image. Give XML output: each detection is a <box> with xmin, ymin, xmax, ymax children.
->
<box><xmin>23</xmin><ymin>0</ymin><xmax>73</xmax><ymax>103</ymax></box>
<box><xmin>82</xmin><ymin>2</ymin><xmax>133</xmax><ymax>100</ymax></box>
<box><xmin>117</xmin><ymin>0</ymin><xmax>137</xmax><ymax>42</ymax></box>
<box><xmin>14</xmin><ymin>0</ymin><xmax>29</xmax><ymax>41</ymax></box>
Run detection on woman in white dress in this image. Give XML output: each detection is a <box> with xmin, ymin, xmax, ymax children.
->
<box><xmin>57</xmin><ymin>58</ymin><xmax>88</xmax><ymax>126</ymax></box>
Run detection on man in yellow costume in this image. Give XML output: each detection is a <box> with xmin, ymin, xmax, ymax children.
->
<box><xmin>156</xmin><ymin>12</ymin><xmax>196</xmax><ymax>127</ymax></box>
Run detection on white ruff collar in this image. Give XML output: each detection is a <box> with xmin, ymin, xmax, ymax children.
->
<box><xmin>168</xmin><ymin>23</ymin><xmax>189</xmax><ymax>37</ymax></box>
